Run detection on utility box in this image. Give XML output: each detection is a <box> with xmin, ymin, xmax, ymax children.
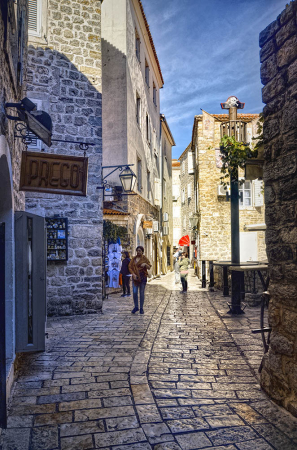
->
<box><xmin>15</xmin><ymin>212</ymin><xmax>47</xmax><ymax>352</ymax></box>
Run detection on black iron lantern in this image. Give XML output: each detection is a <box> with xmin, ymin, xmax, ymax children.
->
<box><xmin>119</xmin><ymin>166</ymin><xmax>137</xmax><ymax>193</ymax></box>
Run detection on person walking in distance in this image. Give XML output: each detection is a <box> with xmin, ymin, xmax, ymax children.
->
<box><xmin>120</xmin><ymin>251</ymin><xmax>131</xmax><ymax>297</ymax></box>
<box><xmin>173</xmin><ymin>247</ymin><xmax>182</xmax><ymax>284</ymax></box>
<box><xmin>128</xmin><ymin>246</ymin><xmax>151</xmax><ymax>314</ymax></box>
<box><xmin>179</xmin><ymin>251</ymin><xmax>190</xmax><ymax>293</ymax></box>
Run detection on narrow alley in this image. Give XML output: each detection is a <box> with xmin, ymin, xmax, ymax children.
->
<box><xmin>1</xmin><ymin>273</ymin><xmax>297</xmax><ymax>450</ymax></box>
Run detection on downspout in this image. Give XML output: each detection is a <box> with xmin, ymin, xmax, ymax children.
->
<box><xmin>160</xmin><ymin>114</ymin><xmax>165</xmax><ymax>275</ymax></box>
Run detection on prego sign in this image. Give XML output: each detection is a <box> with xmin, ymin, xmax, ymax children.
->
<box><xmin>20</xmin><ymin>151</ymin><xmax>88</xmax><ymax>196</ymax></box>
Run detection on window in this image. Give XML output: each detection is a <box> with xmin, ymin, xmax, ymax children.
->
<box><xmin>181</xmin><ymin>188</ymin><xmax>185</xmax><ymax>204</ymax></box>
<box><xmin>147</xmin><ymin>170</ymin><xmax>150</xmax><ymax>200</ymax></box>
<box><xmin>135</xmin><ymin>29</ymin><xmax>140</xmax><ymax>62</ymax></box>
<box><xmin>188</xmin><ymin>151</ymin><xmax>194</xmax><ymax>174</ymax></box>
<box><xmin>145</xmin><ymin>60</ymin><xmax>150</xmax><ymax>87</ymax></box>
<box><xmin>136</xmin><ymin>93</ymin><xmax>141</xmax><ymax>125</ymax></box>
<box><xmin>146</xmin><ymin>114</ymin><xmax>149</xmax><ymax>142</ymax></box>
<box><xmin>153</xmin><ymin>83</ymin><xmax>157</xmax><ymax>106</ymax></box>
<box><xmin>239</xmin><ymin>181</ymin><xmax>252</xmax><ymax>207</ymax></box>
<box><xmin>163</xmin><ymin>179</ymin><xmax>167</xmax><ymax>198</ymax></box>
<box><xmin>183</xmin><ymin>216</ymin><xmax>186</xmax><ymax>230</ymax></box>
<box><xmin>187</xmin><ymin>183</ymin><xmax>192</xmax><ymax>199</ymax></box>
<box><xmin>172</xmin><ymin>184</ymin><xmax>179</xmax><ymax>199</ymax></box>
<box><xmin>137</xmin><ymin>158</ymin><xmax>142</xmax><ymax>192</ymax></box>
<box><xmin>28</xmin><ymin>0</ymin><xmax>47</xmax><ymax>41</ymax></box>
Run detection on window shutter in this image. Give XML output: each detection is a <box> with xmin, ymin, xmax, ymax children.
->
<box><xmin>28</xmin><ymin>0</ymin><xmax>42</xmax><ymax>36</ymax></box>
<box><xmin>187</xmin><ymin>183</ymin><xmax>192</xmax><ymax>198</ymax></box>
<box><xmin>253</xmin><ymin>179</ymin><xmax>264</xmax><ymax>207</ymax></box>
<box><xmin>188</xmin><ymin>152</ymin><xmax>194</xmax><ymax>174</ymax></box>
<box><xmin>154</xmin><ymin>178</ymin><xmax>161</xmax><ymax>203</ymax></box>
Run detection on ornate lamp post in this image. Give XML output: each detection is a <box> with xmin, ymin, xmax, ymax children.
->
<box><xmin>221</xmin><ymin>96</ymin><xmax>246</xmax><ymax>314</ymax></box>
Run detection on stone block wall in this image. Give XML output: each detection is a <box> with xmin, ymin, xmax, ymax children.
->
<box><xmin>26</xmin><ymin>0</ymin><xmax>103</xmax><ymax>316</ymax></box>
<box><xmin>259</xmin><ymin>0</ymin><xmax>297</xmax><ymax>415</ymax></box>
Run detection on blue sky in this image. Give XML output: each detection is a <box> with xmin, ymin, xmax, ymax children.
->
<box><xmin>142</xmin><ymin>0</ymin><xmax>288</xmax><ymax>159</ymax></box>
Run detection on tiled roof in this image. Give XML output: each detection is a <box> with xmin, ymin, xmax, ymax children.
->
<box><xmin>195</xmin><ymin>113</ymin><xmax>259</xmax><ymax>122</ymax></box>
<box><xmin>178</xmin><ymin>143</ymin><xmax>192</xmax><ymax>161</ymax></box>
<box><xmin>172</xmin><ymin>159</ymin><xmax>180</xmax><ymax>167</ymax></box>
<box><xmin>103</xmin><ymin>209</ymin><xmax>130</xmax><ymax>216</ymax></box>
<box><xmin>138</xmin><ymin>1</ymin><xmax>164</xmax><ymax>86</ymax></box>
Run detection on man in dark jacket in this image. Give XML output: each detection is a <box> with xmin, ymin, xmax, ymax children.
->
<box><xmin>120</xmin><ymin>251</ymin><xmax>131</xmax><ymax>297</ymax></box>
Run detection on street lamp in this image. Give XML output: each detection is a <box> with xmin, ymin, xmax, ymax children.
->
<box><xmin>189</xmin><ymin>214</ymin><xmax>199</xmax><ymax>229</ymax></box>
<box><xmin>98</xmin><ymin>164</ymin><xmax>137</xmax><ymax>195</ymax></box>
<box><xmin>119</xmin><ymin>166</ymin><xmax>137</xmax><ymax>193</ymax></box>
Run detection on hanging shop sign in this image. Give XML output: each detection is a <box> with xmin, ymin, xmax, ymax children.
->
<box><xmin>143</xmin><ymin>220</ymin><xmax>153</xmax><ymax>229</ymax></box>
<box><xmin>20</xmin><ymin>151</ymin><xmax>88</xmax><ymax>196</ymax></box>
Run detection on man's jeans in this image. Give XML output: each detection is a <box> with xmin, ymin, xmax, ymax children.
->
<box><xmin>133</xmin><ymin>282</ymin><xmax>146</xmax><ymax>309</ymax></box>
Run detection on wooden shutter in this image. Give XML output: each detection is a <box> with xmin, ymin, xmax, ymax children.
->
<box><xmin>188</xmin><ymin>152</ymin><xmax>194</xmax><ymax>174</ymax></box>
<box><xmin>28</xmin><ymin>0</ymin><xmax>38</xmax><ymax>32</ymax></box>
<box><xmin>253</xmin><ymin>179</ymin><xmax>264</xmax><ymax>207</ymax></box>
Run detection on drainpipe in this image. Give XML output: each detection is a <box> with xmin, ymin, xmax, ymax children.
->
<box><xmin>160</xmin><ymin>114</ymin><xmax>165</xmax><ymax>275</ymax></box>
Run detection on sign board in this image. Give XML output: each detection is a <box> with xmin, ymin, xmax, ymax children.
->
<box><xmin>20</xmin><ymin>151</ymin><xmax>88</xmax><ymax>196</ymax></box>
<box><xmin>143</xmin><ymin>220</ymin><xmax>153</xmax><ymax>229</ymax></box>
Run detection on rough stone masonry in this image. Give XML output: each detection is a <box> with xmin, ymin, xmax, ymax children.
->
<box><xmin>260</xmin><ymin>0</ymin><xmax>297</xmax><ymax>416</ymax></box>
<box><xmin>26</xmin><ymin>0</ymin><xmax>103</xmax><ymax>316</ymax></box>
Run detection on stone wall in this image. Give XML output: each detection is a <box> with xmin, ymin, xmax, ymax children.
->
<box><xmin>259</xmin><ymin>0</ymin><xmax>297</xmax><ymax>416</ymax></box>
<box><xmin>26</xmin><ymin>0</ymin><xmax>103</xmax><ymax>316</ymax></box>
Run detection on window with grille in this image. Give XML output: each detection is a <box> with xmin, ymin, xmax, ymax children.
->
<box><xmin>135</xmin><ymin>29</ymin><xmax>140</xmax><ymax>62</ymax></box>
<box><xmin>136</xmin><ymin>93</ymin><xmax>141</xmax><ymax>125</ymax></box>
<box><xmin>137</xmin><ymin>158</ymin><xmax>142</xmax><ymax>192</ymax></box>
<box><xmin>147</xmin><ymin>171</ymin><xmax>150</xmax><ymax>200</ymax></box>
<box><xmin>153</xmin><ymin>83</ymin><xmax>157</xmax><ymax>106</ymax></box>
<box><xmin>145</xmin><ymin>60</ymin><xmax>150</xmax><ymax>87</ymax></box>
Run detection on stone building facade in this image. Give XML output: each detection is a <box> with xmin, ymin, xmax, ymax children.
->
<box><xmin>101</xmin><ymin>0</ymin><xmax>174</xmax><ymax>276</ymax></box>
<box><xmin>259</xmin><ymin>0</ymin><xmax>297</xmax><ymax>416</ymax></box>
<box><xmin>179</xmin><ymin>143</ymin><xmax>196</xmax><ymax>260</ymax></box>
<box><xmin>172</xmin><ymin>159</ymin><xmax>181</xmax><ymax>248</ymax></box>
<box><xmin>26</xmin><ymin>0</ymin><xmax>103</xmax><ymax>316</ymax></box>
<box><xmin>160</xmin><ymin>115</ymin><xmax>175</xmax><ymax>273</ymax></box>
<box><xmin>0</xmin><ymin>0</ymin><xmax>28</xmax><ymax>399</ymax></box>
<box><xmin>189</xmin><ymin>111</ymin><xmax>267</xmax><ymax>287</ymax></box>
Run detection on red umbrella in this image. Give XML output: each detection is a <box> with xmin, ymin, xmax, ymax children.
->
<box><xmin>178</xmin><ymin>235</ymin><xmax>190</xmax><ymax>246</ymax></box>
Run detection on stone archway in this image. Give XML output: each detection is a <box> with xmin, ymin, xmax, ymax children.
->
<box><xmin>0</xmin><ymin>136</ymin><xmax>15</xmax><ymax>384</ymax></box>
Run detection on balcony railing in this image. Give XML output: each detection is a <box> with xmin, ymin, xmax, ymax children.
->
<box><xmin>220</xmin><ymin>120</ymin><xmax>247</xmax><ymax>142</ymax></box>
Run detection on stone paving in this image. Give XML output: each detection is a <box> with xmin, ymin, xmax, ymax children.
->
<box><xmin>1</xmin><ymin>271</ymin><xmax>297</xmax><ymax>450</ymax></box>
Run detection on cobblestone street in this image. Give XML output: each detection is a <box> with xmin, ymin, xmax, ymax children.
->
<box><xmin>1</xmin><ymin>272</ymin><xmax>297</xmax><ymax>450</ymax></box>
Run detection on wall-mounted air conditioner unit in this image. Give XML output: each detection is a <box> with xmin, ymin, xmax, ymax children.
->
<box><xmin>217</xmin><ymin>184</ymin><xmax>230</xmax><ymax>196</ymax></box>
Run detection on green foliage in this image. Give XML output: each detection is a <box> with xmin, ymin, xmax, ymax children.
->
<box><xmin>219</xmin><ymin>135</ymin><xmax>258</xmax><ymax>188</ymax></box>
<box><xmin>103</xmin><ymin>220</ymin><xmax>127</xmax><ymax>244</ymax></box>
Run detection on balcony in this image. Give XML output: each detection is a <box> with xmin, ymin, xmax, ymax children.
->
<box><xmin>220</xmin><ymin>120</ymin><xmax>247</xmax><ymax>142</ymax></box>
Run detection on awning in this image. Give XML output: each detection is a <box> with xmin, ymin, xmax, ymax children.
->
<box><xmin>178</xmin><ymin>235</ymin><xmax>190</xmax><ymax>246</ymax></box>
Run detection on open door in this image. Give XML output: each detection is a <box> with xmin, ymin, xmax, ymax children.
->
<box><xmin>15</xmin><ymin>212</ymin><xmax>46</xmax><ymax>352</ymax></box>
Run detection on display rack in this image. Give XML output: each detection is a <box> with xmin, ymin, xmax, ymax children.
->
<box><xmin>45</xmin><ymin>217</ymin><xmax>68</xmax><ymax>261</ymax></box>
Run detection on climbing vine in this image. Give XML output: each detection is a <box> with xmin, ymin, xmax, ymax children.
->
<box><xmin>219</xmin><ymin>114</ymin><xmax>263</xmax><ymax>188</ymax></box>
<box><xmin>103</xmin><ymin>220</ymin><xmax>127</xmax><ymax>244</ymax></box>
